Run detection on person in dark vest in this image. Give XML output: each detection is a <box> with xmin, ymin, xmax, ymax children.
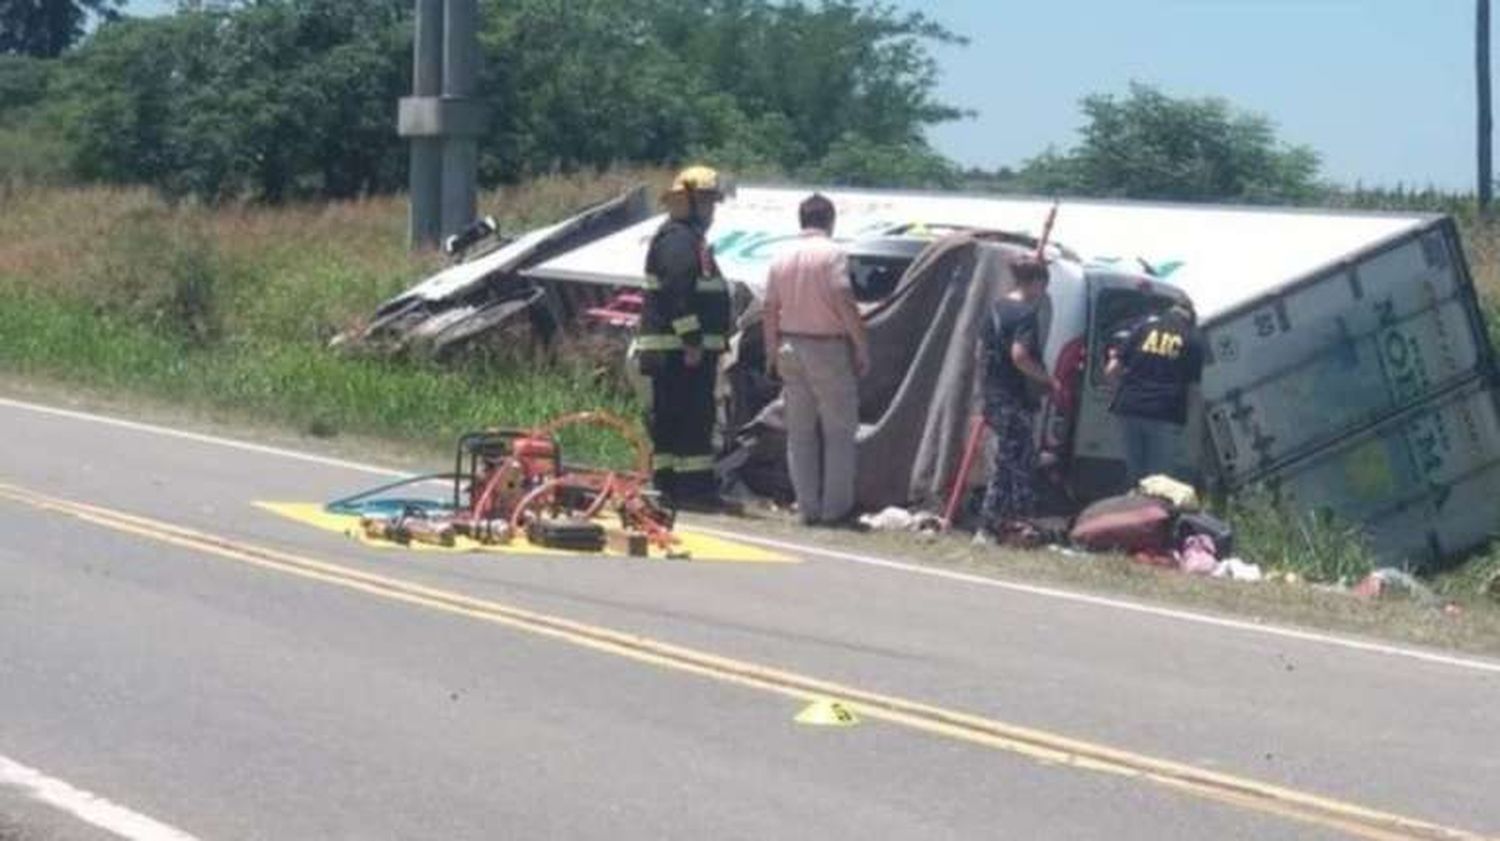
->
<box><xmin>632</xmin><ymin>166</ymin><xmax>738</xmax><ymax>513</ymax></box>
<box><xmin>1105</xmin><ymin>301</ymin><xmax>1205</xmax><ymax>485</ymax></box>
<box><xmin>976</xmin><ymin>258</ymin><xmax>1054</xmax><ymax>545</ymax></box>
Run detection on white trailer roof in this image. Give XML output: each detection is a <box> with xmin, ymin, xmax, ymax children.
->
<box><xmin>526</xmin><ymin>185</ymin><xmax>1438</xmax><ymax>321</ymax></box>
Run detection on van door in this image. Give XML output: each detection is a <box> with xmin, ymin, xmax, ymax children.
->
<box><xmin>1069</xmin><ymin>274</ymin><xmax>1194</xmax><ymax>501</ymax></box>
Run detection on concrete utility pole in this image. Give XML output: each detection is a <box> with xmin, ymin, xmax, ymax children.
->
<box><xmin>1480</xmin><ymin>0</ymin><xmax>1493</xmax><ymax>214</ymax></box>
<box><xmin>399</xmin><ymin>0</ymin><xmax>486</xmax><ymax>250</ymax></box>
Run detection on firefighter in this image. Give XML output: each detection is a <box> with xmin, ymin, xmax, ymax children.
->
<box><xmin>632</xmin><ymin>165</ymin><xmax>738</xmax><ymax>513</ymax></box>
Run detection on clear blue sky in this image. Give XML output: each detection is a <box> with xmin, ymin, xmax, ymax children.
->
<box><xmin>124</xmin><ymin>0</ymin><xmax>1484</xmax><ymax>190</ymax></box>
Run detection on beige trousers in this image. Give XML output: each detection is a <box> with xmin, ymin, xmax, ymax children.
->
<box><xmin>778</xmin><ymin>335</ymin><xmax>858</xmax><ymax>523</ymax></box>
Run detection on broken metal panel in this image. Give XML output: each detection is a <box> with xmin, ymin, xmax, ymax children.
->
<box><xmin>351</xmin><ymin>186</ymin><xmax>651</xmax><ymax>353</ymax></box>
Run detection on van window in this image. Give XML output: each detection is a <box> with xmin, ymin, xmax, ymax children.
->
<box><xmin>1089</xmin><ymin>288</ymin><xmax>1175</xmax><ymax>386</ymax></box>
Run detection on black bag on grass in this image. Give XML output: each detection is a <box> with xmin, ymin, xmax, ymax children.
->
<box><xmin>1174</xmin><ymin>512</ymin><xmax>1234</xmax><ymax>557</ymax></box>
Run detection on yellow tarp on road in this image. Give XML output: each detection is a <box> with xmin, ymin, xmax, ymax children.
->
<box><xmin>255</xmin><ymin>502</ymin><xmax>794</xmax><ymax>564</ymax></box>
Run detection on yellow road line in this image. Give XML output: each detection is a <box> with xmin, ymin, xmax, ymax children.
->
<box><xmin>0</xmin><ymin>481</ymin><xmax>1487</xmax><ymax>841</ymax></box>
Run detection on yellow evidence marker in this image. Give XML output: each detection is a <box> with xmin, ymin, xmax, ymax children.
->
<box><xmin>253</xmin><ymin>502</ymin><xmax>795</xmax><ymax>564</ymax></box>
<box><xmin>795</xmin><ymin>699</ymin><xmax>861</xmax><ymax>727</ymax></box>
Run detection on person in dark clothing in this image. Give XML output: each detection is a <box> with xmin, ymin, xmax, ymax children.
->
<box><xmin>632</xmin><ymin>165</ymin><xmax>738</xmax><ymax>513</ymax></box>
<box><xmin>1105</xmin><ymin>301</ymin><xmax>1205</xmax><ymax>484</ymax></box>
<box><xmin>976</xmin><ymin>258</ymin><xmax>1054</xmax><ymax>543</ymax></box>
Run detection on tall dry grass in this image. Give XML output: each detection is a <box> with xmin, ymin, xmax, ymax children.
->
<box><xmin>0</xmin><ymin>169</ymin><xmax>669</xmax><ymax>342</ymax></box>
<box><xmin>0</xmin><ymin>170</ymin><xmax>672</xmax><ymax>462</ymax></box>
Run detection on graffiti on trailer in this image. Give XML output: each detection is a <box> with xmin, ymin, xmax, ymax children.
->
<box><xmin>706</xmin><ymin>225</ymin><xmax>1192</xmax><ymax>278</ymax></box>
<box><xmin>1406</xmin><ymin>410</ymin><xmax>1452</xmax><ymax>476</ymax></box>
<box><xmin>1374</xmin><ymin>296</ymin><xmax>1434</xmax><ymax>407</ymax></box>
<box><xmin>709</xmin><ymin>220</ymin><xmax>906</xmax><ymax>263</ymax></box>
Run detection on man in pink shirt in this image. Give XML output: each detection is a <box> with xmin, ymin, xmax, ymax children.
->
<box><xmin>762</xmin><ymin>194</ymin><xmax>870</xmax><ymax>527</ymax></box>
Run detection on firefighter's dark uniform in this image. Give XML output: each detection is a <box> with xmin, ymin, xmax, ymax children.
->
<box><xmin>634</xmin><ymin>218</ymin><xmax>733</xmax><ymax>503</ymax></box>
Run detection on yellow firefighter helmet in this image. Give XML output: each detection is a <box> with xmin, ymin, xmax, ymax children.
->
<box><xmin>664</xmin><ymin>165</ymin><xmax>733</xmax><ymax>202</ymax></box>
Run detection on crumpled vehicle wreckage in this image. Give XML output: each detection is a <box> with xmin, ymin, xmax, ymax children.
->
<box><xmin>345</xmin><ymin>183</ymin><xmax>1500</xmax><ymax>570</ymax></box>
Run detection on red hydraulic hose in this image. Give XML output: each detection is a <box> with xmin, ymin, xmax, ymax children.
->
<box><xmin>943</xmin><ymin>415</ymin><xmax>987</xmax><ymax>529</ymax></box>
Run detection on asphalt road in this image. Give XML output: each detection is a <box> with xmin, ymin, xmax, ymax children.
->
<box><xmin>1</xmin><ymin>395</ymin><xmax>1496</xmax><ymax>840</ymax></box>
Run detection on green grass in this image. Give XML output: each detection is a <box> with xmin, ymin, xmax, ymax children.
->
<box><xmin>1228</xmin><ymin>490</ymin><xmax>1378</xmax><ymax>584</ymax></box>
<box><xmin>728</xmin><ymin>508</ymin><xmax>1500</xmax><ymax>656</ymax></box>
<box><xmin>0</xmin><ymin>177</ymin><xmax>664</xmax><ymax>468</ymax></box>
<box><xmin>1434</xmin><ymin>545</ymin><xmax>1500</xmax><ymax>602</ymax></box>
<box><xmin>0</xmin><ymin>291</ymin><xmax>639</xmax><ymax>467</ymax></box>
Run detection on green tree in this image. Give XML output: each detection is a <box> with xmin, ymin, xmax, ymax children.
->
<box><xmin>0</xmin><ymin>0</ymin><xmax>123</xmax><ymax>57</ymax></box>
<box><xmin>648</xmin><ymin>0</ymin><xmax>967</xmax><ymax>172</ymax></box>
<box><xmin>1016</xmin><ymin>83</ymin><xmax>1322</xmax><ymax>204</ymax></box>
<box><xmin>476</xmin><ymin>0</ymin><xmax>719</xmax><ymax>180</ymax></box>
<box><xmin>0</xmin><ymin>53</ymin><xmax>51</xmax><ymax>110</ymax></box>
<box><xmin>56</xmin><ymin>0</ymin><xmax>966</xmax><ymax>198</ymax></box>
<box><xmin>61</xmin><ymin>0</ymin><xmax>408</xmax><ymax>200</ymax></box>
<box><xmin>806</xmin><ymin>130</ymin><xmax>956</xmax><ymax>188</ymax></box>
<box><xmin>0</xmin><ymin>54</ymin><xmax>69</xmax><ymax>183</ymax></box>
<box><xmin>59</xmin><ymin>16</ymin><xmax>190</xmax><ymax>187</ymax></box>
<box><xmin>474</xmin><ymin>0</ymin><xmax>966</xmax><ymax>183</ymax></box>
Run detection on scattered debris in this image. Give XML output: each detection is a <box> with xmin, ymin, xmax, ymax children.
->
<box><xmin>581</xmin><ymin>290</ymin><xmax>644</xmax><ymax>332</ymax></box>
<box><xmin>1213</xmin><ymin>558</ymin><xmax>1265</xmax><ymax>582</ymax></box>
<box><xmin>1351</xmin><ymin>568</ymin><xmax>1441</xmax><ymax>607</ymax></box>
<box><xmin>1173</xmin><ymin>511</ymin><xmax>1235</xmax><ymax>559</ymax></box>
<box><xmin>859</xmin><ymin>506</ymin><xmax>944</xmax><ymax>533</ymax></box>
<box><xmin>1131</xmin><ymin>550</ymin><xmax>1177</xmax><ymax>568</ymax></box>
<box><xmin>1138</xmin><ymin>474</ymin><xmax>1200</xmax><ymax>510</ymax></box>
<box><xmin>1176</xmin><ymin>534</ymin><xmax>1218</xmax><ymax>575</ymax></box>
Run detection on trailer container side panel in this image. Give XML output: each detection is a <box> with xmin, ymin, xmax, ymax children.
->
<box><xmin>1266</xmin><ymin>379</ymin><xmax>1500</xmax><ymax>568</ymax></box>
<box><xmin>1202</xmin><ymin>226</ymin><xmax>1491</xmax><ymax>483</ymax></box>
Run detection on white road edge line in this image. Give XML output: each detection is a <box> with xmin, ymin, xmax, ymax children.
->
<box><xmin>5</xmin><ymin>394</ymin><xmax>1500</xmax><ymax>677</ymax></box>
<box><xmin>0</xmin><ymin>754</ymin><xmax>200</xmax><ymax>841</ymax></box>
<box><xmin>687</xmin><ymin>525</ymin><xmax>1500</xmax><ymax>676</ymax></box>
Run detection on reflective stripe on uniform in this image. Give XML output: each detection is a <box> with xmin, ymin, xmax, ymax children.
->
<box><xmin>643</xmin><ymin>275</ymin><xmax>722</xmax><ymax>292</ymax></box>
<box><xmin>632</xmin><ymin>333</ymin><xmax>725</xmax><ymax>352</ymax></box>
<box><xmin>652</xmin><ymin>453</ymin><xmax>679</xmax><ymax>471</ymax></box>
<box><xmin>633</xmin><ymin>334</ymin><xmax>684</xmax><ymax>351</ymax></box>
<box><xmin>676</xmin><ymin>454</ymin><xmax>716</xmax><ymax>472</ymax></box>
<box><xmin>672</xmin><ymin>314</ymin><xmax>702</xmax><ymax>335</ymax></box>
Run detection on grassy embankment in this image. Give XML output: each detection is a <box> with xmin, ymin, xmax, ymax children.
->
<box><xmin>0</xmin><ymin>172</ymin><xmax>665</xmax><ymax>466</ymax></box>
<box><xmin>1</xmin><ymin>173</ymin><xmax>1497</xmax><ymax>629</ymax></box>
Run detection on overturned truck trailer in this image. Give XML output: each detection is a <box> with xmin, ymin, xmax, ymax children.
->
<box><xmin>518</xmin><ymin>186</ymin><xmax>1498</xmax><ymax>569</ymax></box>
